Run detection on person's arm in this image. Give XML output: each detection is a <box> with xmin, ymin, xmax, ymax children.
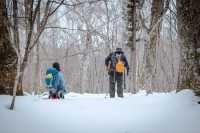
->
<box><xmin>58</xmin><ymin>72</ymin><xmax>66</xmax><ymax>92</ymax></box>
<box><xmin>105</xmin><ymin>54</ymin><xmax>111</xmax><ymax>68</ymax></box>
<box><xmin>53</xmin><ymin>73</ymin><xmax>60</xmax><ymax>89</ymax></box>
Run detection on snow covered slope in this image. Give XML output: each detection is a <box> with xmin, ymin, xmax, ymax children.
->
<box><xmin>0</xmin><ymin>90</ymin><xmax>200</xmax><ymax>133</ymax></box>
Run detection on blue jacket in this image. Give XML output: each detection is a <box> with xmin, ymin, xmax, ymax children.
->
<box><xmin>46</xmin><ymin>67</ymin><xmax>66</xmax><ymax>92</ymax></box>
<box><xmin>57</xmin><ymin>72</ymin><xmax>66</xmax><ymax>92</ymax></box>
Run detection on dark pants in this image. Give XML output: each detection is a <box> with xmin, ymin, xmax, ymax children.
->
<box><xmin>109</xmin><ymin>73</ymin><xmax>123</xmax><ymax>98</ymax></box>
<box><xmin>49</xmin><ymin>88</ymin><xmax>65</xmax><ymax>99</ymax></box>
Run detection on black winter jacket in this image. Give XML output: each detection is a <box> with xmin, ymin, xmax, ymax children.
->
<box><xmin>105</xmin><ymin>51</ymin><xmax>129</xmax><ymax>76</ymax></box>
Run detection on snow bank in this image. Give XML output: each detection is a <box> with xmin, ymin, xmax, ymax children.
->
<box><xmin>0</xmin><ymin>90</ymin><xmax>200</xmax><ymax>133</ymax></box>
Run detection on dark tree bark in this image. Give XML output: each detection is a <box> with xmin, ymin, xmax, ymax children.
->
<box><xmin>126</xmin><ymin>0</ymin><xmax>137</xmax><ymax>92</ymax></box>
<box><xmin>177</xmin><ymin>0</ymin><xmax>200</xmax><ymax>95</ymax></box>
<box><xmin>0</xmin><ymin>0</ymin><xmax>17</xmax><ymax>95</ymax></box>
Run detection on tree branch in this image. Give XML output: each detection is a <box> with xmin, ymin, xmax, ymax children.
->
<box><xmin>139</xmin><ymin>10</ymin><xmax>150</xmax><ymax>32</ymax></box>
<box><xmin>48</xmin><ymin>0</ymin><xmax>65</xmax><ymax>17</ymax></box>
<box><xmin>148</xmin><ymin>0</ymin><xmax>170</xmax><ymax>35</ymax></box>
<box><xmin>49</xmin><ymin>0</ymin><xmax>103</xmax><ymax>7</ymax></box>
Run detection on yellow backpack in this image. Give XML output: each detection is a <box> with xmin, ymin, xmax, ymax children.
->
<box><xmin>115</xmin><ymin>59</ymin><xmax>125</xmax><ymax>73</ymax></box>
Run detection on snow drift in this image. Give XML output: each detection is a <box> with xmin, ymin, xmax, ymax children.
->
<box><xmin>0</xmin><ymin>90</ymin><xmax>200</xmax><ymax>133</ymax></box>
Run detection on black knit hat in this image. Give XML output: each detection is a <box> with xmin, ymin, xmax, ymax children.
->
<box><xmin>115</xmin><ymin>47</ymin><xmax>123</xmax><ymax>54</ymax></box>
<box><xmin>116</xmin><ymin>47</ymin><xmax>122</xmax><ymax>52</ymax></box>
<box><xmin>53</xmin><ymin>62</ymin><xmax>60</xmax><ymax>71</ymax></box>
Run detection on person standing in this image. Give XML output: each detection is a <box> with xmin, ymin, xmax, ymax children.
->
<box><xmin>105</xmin><ymin>48</ymin><xmax>129</xmax><ymax>98</ymax></box>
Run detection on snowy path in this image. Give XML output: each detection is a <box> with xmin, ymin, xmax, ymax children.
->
<box><xmin>0</xmin><ymin>90</ymin><xmax>200</xmax><ymax>133</ymax></box>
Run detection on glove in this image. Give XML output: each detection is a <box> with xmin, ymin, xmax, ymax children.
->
<box><xmin>106</xmin><ymin>66</ymin><xmax>110</xmax><ymax>75</ymax></box>
<box><xmin>127</xmin><ymin>68</ymin><xmax>129</xmax><ymax>76</ymax></box>
<box><xmin>108</xmin><ymin>70</ymin><xmax>111</xmax><ymax>75</ymax></box>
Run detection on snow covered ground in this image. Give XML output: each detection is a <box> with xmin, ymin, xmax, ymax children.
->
<box><xmin>0</xmin><ymin>90</ymin><xmax>200</xmax><ymax>133</ymax></box>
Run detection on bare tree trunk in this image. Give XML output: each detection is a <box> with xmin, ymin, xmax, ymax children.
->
<box><xmin>104</xmin><ymin>0</ymin><xmax>111</xmax><ymax>53</ymax></box>
<box><xmin>10</xmin><ymin>0</ymin><xmax>21</xmax><ymax>110</ymax></box>
<box><xmin>0</xmin><ymin>0</ymin><xmax>17</xmax><ymax>95</ymax></box>
<box><xmin>15</xmin><ymin>0</ymin><xmax>33</xmax><ymax>96</ymax></box>
<box><xmin>10</xmin><ymin>50</ymin><xmax>21</xmax><ymax>110</ymax></box>
<box><xmin>177</xmin><ymin>0</ymin><xmax>200</xmax><ymax>95</ymax></box>
<box><xmin>33</xmin><ymin>6</ymin><xmax>41</xmax><ymax>95</ymax></box>
<box><xmin>145</xmin><ymin>0</ymin><xmax>164</xmax><ymax>92</ymax></box>
<box><xmin>81</xmin><ymin>31</ymin><xmax>92</xmax><ymax>92</ymax></box>
<box><xmin>10</xmin><ymin>54</ymin><xmax>21</xmax><ymax>110</ymax></box>
<box><xmin>24</xmin><ymin>0</ymin><xmax>32</xmax><ymax>39</ymax></box>
<box><xmin>126</xmin><ymin>0</ymin><xmax>137</xmax><ymax>92</ymax></box>
<box><xmin>16</xmin><ymin>54</ymin><xmax>28</xmax><ymax>95</ymax></box>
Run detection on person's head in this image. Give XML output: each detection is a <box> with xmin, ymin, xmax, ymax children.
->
<box><xmin>115</xmin><ymin>47</ymin><xmax>123</xmax><ymax>53</ymax></box>
<box><xmin>52</xmin><ymin>62</ymin><xmax>60</xmax><ymax>71</ymax></box>
<box><xmin>115</xmin><ymin>48</ymin><xmax>123</xmax><ymax>60</ymax></box>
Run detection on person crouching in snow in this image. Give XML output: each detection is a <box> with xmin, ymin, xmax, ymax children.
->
<box><xmin>45</xmin><ymin>62</ymin><xmax>66</xmax><ymax>99</ymax></box>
